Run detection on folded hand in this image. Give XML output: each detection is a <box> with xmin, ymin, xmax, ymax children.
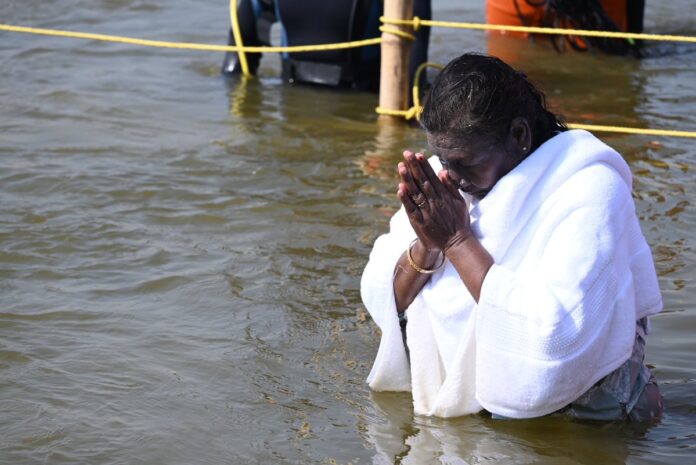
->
<box><xmin>397</xmin><ymin>151</ymin><xmax>473</xmax><ymax>252</ymax></box>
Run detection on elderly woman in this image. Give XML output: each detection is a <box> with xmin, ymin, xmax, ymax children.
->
<box><xmin>361</xmin><ymin>53</ymin><xmax>663</xmax><ymax>421</ymax></box>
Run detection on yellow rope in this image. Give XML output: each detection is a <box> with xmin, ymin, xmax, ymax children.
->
<box><xmin>375</xmin><ymin>106</ymin><xmax>420</xmax><ymax>120</ymax></box>
<box><xmin>377</xmin><ymin>62</ymin><xmax>445</xmax><ymax>121</ymax></box>
<box><xmin>375</xmin><ymin>108</ymin><xmax>696</xmax><ymax>138</ymax></box>
<box><xmin>567</xmin><ymin>123</ymin><xmax>696</xmax><ymax>138</ymax></box>
<box><xmin>3</xmin><ymin>15</ymin><xmax>695</xmax><ymax>53</ymax></box>
<box><xmin>381</xmin><ymin>16</ymin><xmax>696</xmax><ymax>44</ymax></box>
<box><xmin>379</xmin><ymin>26</ymin><xmax>416</xmax><ymax>42</ymax></box>
<box><xmin>0</xmin><ymin>24</ymin><xmax>381</xmax><ymax>53</ymax></box>
<box><xmin>3</xmin><ymin>15</ymin><xmax>696</xmax><ymax>51</ymax></box>
<box><xmin>229</xmin><ymin>0</ymin><xmax>250</xmax><ymax>77</ymax></box>
<box><xmin>378</xmin><ymin>59</ymin><xmax>696</xmax><ymax>137</ymax></box>
<box><xmin>376</xmin><ymin>16</ymin><xmax>696</xmax><ymax>136</ymax></box>
<box><xmin>3</xmin><ymin>16</ymin><xmax>696</xmax><ymax>137</ymax></box>
<box><xmin>413</xmin><ymin>62</ymin><xmax>444</xmax><ymax>120</ymax></box>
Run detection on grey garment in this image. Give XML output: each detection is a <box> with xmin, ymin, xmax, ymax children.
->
<box><xmin>401</xmin><ymin>313</ymin><xmax>663</xmax><ymax>422</ymax></box>
<box><xmin>490</xmin><ymin>318</ymin><xmax>663</xmax><ymax>422</ymax></box>
<box><xmin>561</xmin><ymin>318</ymin><xmax>663</xmax><ymax>422</ymax></box>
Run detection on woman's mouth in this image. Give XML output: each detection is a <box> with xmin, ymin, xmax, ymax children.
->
<box><xmin>458</xmin><ymin>181</ymin><xmax>479</xmax><ymax>195</ymax></box>
<box><xmin>459</xmin><ymin>184</ymin><xmax>488</xmax><ymax>199</ymax></box>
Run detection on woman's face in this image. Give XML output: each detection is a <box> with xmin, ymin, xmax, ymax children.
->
<box><xmin>427</xmin><ymin>132</ymin><xmax>520</xmax><ymax>200</ymax></box>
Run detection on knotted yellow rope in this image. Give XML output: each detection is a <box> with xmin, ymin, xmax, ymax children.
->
<box><xmin>2</xmin><ymin>14</ymin><xmax>696</xmax><ymax>137</ymax></box>
<box><xmin>381</xmin><ymin>16</ymin><xmax>696</xmax><ymax>44</ymax></box>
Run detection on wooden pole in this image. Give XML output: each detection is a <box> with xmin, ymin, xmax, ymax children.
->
<box><xmin>378</xmin><ymin>0</ymin><xmax>414</xmax><ymax>121</ymax></box>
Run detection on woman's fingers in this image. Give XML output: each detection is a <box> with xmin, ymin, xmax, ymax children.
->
<box><xmin>398</xmin><ymin>184</ymin><xmax>424</xmax><ymax>222</ymax></box>
<box><xmin>403</xmin><ymin>151</ymin><xmax>429</xmax><ymax>190</ymax></box>
<box><xmin>399</xmin><ymin>158</ymin><xmax>427</xmax><ymax>205</ymax></box>
<box><xmin>405</xmin><ymin>152</ymin><xmax>449</xmax><ymax>201</ymax></box>
<box><xmin>439</xmin><ymin>169</ymin><xmax>462</xmax><ymax>199</ymax></box>
<box><xmin>414</xmin><ymin>152</ymin><xmax>450</xmax><ymax>198</ymax></box>
<box><xmin>412</xmin><ymin>153</ymin><xmax>436</xmax><ymax>202</ymax></box>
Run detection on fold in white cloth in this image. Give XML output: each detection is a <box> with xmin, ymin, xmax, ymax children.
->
<box><xmin>361</xmin><ymin>130</ymin><xmax>662</xmax><ymax>419</ymax></box>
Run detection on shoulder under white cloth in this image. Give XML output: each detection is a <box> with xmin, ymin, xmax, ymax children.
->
<box><xmin>360</xmin><ymin>130</ymin><xmax>662</xmax><ymax>419</ymax></box>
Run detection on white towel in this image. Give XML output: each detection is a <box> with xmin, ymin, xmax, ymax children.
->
<box><xmin>361</xmin><ymin>130</ymin><xmax>662</xmax><ymax>419</ymax></box>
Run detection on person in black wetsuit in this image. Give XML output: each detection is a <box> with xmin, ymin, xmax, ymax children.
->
<box><xmin>221</xmin><ymin>0</ymin><xmax>431</xmax><ymax>92</ymax></box>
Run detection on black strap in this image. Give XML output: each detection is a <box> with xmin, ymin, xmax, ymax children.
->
<box><xmin>399</xmin><ymin>311</ymin><xmax>410</xmax><ymax>364</ymax></box>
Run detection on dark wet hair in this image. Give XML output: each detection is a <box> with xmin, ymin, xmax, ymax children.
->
<box><xmin>420</xmin><ymin>53</ymin><xmax>566</xmax><ymax>151</ymax></box>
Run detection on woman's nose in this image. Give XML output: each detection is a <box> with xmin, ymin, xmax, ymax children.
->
<box><xmin>454</xmin><ymin>172</ymin><xmax>471</xmax><ymax>189</ymax></box>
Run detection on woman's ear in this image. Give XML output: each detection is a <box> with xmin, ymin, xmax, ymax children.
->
<box><xmin>508</xmin><ymin>117</ymin><xmax>532</xmax><ymax>157</ymax></box>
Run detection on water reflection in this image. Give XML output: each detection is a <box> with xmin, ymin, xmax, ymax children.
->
<box><xmin>227</xmin><ymin>75</ymin><xmax>257</xmax><ymax>121</ymax></box>
<box><xmin>1</xmin><ymin>1</ymin><xmax>695</xmax><ymax>463</ymax></box>
<box><xmin>364</xmin><ymin>391</ymin><xmax>659</xmax><ymax>465</ymax></box>
<box><xmin>359</xmin><ymin>119</ymin><xmax>425</xmax><ymax>181</ymax></box>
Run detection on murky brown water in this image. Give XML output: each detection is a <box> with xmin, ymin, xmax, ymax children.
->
<box><xmin>1</xmin><ymin>1</ymin><xmax>694</xmax><ymax>464</ymax></box>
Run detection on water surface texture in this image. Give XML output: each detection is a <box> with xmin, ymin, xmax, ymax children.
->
<box><xmin>1</xmin><ymin>1</ymin><xmax>694</xmax><ymax>464</ymax></box>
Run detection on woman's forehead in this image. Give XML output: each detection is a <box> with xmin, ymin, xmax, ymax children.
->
<box><xmin>427</xmin><ymin>133</ymin><xmax>462</xmax><ymax>152</ymax></box>
<box><xmin>426</xmin><ymin>133</ymin><xmax>490</xmax><ymax>162</ymax></box>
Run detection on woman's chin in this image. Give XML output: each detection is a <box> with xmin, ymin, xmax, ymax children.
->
<box><xmin>460</xmin><ymin>188</ymin><xmax>488</xmax><ymax>201</ymax></box>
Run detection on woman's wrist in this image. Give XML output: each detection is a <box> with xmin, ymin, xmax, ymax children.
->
<box><xmin>393</xmin><ymin>239</ymin><xmax>442</xmax><ymax>313</ymax></box>
<box><xmin>404</xmin><ymin>239</ymin><xmax>445</xmax><ymax>275</ymax></box>
<box><xmin>442</xmin><ymin>229</ymin><xmax>474</xmax><ymax>256</ymax></box>
<box><xmin>442</xmin><ymin>232</ymin><xmax>493</xmax><ymax>303</ymax></box>
<box><xmin>411</xmin><ymin>239</ymin><xmax>442</xmax><ymax>267</ymax></box>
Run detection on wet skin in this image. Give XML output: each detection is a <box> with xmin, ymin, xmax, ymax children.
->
<box><xmin>392</xmin><ymin>119</ymin><xmax>531</xmax><ymax>310</ymax></box>
<box><xmin>426</xmin><ymin>132</ymin><xmax>523</xmax><ymax>201</ymax></box>
<box><xmin>393</xmin><ymin>149</ymin><xmax>495</xmax><ymax>309</ymax></box>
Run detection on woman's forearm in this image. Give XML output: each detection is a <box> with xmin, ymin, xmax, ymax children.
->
<box><xmin>393</xmin><ymin>240</ymin><xmax>442</xmax><ymax>312</ymax></box>
<box><xmin>444</xmin><ymin>234</ymin><xmax>494</xmax><ymax>303</ymax></box>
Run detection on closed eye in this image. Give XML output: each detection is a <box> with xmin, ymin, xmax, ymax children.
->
<box><xmin>455</xmin><ymin>159</ymin><xmax>482</xmax><ymax>170</ymax></box>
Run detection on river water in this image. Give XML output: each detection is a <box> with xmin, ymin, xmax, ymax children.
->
<box><xmin>1</xmin><ymin>1</ymin><xmax>694</xmax><ymax>464</ymax></box>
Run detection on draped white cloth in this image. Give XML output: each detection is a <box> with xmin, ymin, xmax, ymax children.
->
<box><xmin>360</xmin><ymin>130</ymin><xmax>662</xmax><ymax>419</ymax></box>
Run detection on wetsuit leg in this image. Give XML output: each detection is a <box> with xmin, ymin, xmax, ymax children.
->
<box><xmin>410</xmin><ymin>0</ymin><xmax>431</xmax><ymax>92</ymax></box>
<box><xmin>626</xmin><ymin>0</ymin><xmax>645</xmax><ymax>33</ymax></box>
<box><xmin>351</xmin><ymin>0</ymin><xmax>431</xmax><ymax>92</ymax></box>
<box><xmin>351</xmin><ymin>0</ymin><xmax>382</xmax><ymax>91</ymax></box>
<box><xmin>626</xmin><ymin>0</ymin><xmax>645</xmax><ymax>52</ymax></box>
<box><xmin>276</xmin><ymin>0</ymin><xmax>357</xmax><ymax>86</ymax></box>
<box><xmin>352</xmin><ymin>0</ymin><xmax>431</xmax><ymax>93</ymax></box>
<box><xmin>222</xmin><ymin>0</ymin><xmax>276</xmax><ymax>76</ymax></box>
<box><xmin>248</xmin><ymin>0</ymin><xmax>431</xmax><ymax>91</ymax></box>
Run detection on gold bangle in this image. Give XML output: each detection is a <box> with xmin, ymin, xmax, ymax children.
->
<box><xmin>406</xmin><ymin>239</ymin><xmax>445</xmax><ymax>274</ymax></box>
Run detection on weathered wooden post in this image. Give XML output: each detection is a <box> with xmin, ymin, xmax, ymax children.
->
<box><xmin>378</xmin><ymin>0</ymin><xmax>415</xmax><ymax>121</ymax></box>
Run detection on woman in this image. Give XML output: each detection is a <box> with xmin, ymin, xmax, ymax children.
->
<box><xmin>361</xmin><ymin>53</ymin><xmax>663</xmax><ymax>421</ymax></box>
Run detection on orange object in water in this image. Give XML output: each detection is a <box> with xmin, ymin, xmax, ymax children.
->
<box><xmin>486</xmin><ymin>0</ymin><xmax>544</xmax><ymax>37</ymax></box>
<box><xmin>600</xmin><ymin>0</ymin><xmax>628</xmax><ymax>32</ymax></box>
<box><xmin>486</xmin><ymin>0</ymin><xmax>629</xmax><ymax>33</ymax></box>
<box><xmin>486</xmin><ymin>0</ymin><xmax>631</xmax><ymax>61</ymax></box>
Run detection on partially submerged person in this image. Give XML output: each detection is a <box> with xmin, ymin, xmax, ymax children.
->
<box><xmin>361</xmin><ymin>53</ymin><xmax>663</xmax><ymax>421</ymax></box>
<box><xmin>222</xmin><ymin>0</ymin><xmax>431</xmax><ymax>92</ymax></box>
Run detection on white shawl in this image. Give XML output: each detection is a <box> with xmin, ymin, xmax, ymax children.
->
<box><xmin>360</xmin><ymin>130</ymin><xmax>662</xmax><ymax>419</ymax></box>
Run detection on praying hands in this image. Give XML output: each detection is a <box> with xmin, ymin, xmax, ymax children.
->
<box><xmin>396</xmin><ymin>150</ymin><xmax>472</xmax><ymax>253</ymax></box>
<box><xmin>393</xmin><ymin>150</ymin><xmax>493</xmax><ymax>307</ymax></box>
